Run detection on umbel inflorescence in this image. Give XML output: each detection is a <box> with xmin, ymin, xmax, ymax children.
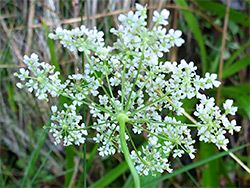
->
<box><xmin>15</xmin><ymin>3</ymin><xmax>240</xmax><ymax>180</ymax></box>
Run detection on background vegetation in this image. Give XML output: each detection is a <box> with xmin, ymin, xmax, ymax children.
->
<box><xmin>0</xmin><ymin>0</ymin><xmax>249</xmax><ymax>187</ymax></box>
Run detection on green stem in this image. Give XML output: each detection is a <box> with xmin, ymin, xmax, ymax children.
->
<box><xmin>83</xmin><ymin>49</ymin><xmax>119</xmax><ymax>111</ymax></box>
<box><xmin>129</xmin><ymin>81</ymin><xmax>187</xmax><ymax>116</ymax></box>
<box><xmin>125</xmin><ymin>42</ymin><xmax>146</xmax><ymax>112</ymax></box>
<box><xmin>121</xmin><ymin>60</ymin><xmax>128</xmax><ymax>110</ymax></box>
<box><xmin>126</xmin><ymin>72</ymin><xmax>152</xmax><ymax>111</ymax></box>
<box><xmin>117</xmin><ymin>113</ymin><xmax>140</xmax><ymax>188</ymax></box>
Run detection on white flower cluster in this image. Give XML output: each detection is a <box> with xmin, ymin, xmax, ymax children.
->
<box><xmin>14</xmin><ymin>53</ymin><xmax>62</xmax><ymax>101</ymax></box>
<box><xmin>194</xmin><ymin>94</ymin><xmax>240</xmax><ymax>149</ymax></box>
<box><xmin>48</xmin><ymin>25</ymin><xmax>109</xmax><ymax>60</ymax></box>
<box><xmin>15</xmin><ymin>4</ymin><xmax>240</xmax><ymax>176</ymax></box>
<box><xmin>50</xmin><ymin>104</ymin><xmax>87</xmax><ymax>146</ymax></box>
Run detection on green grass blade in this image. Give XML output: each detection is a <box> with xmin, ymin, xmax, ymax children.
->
<box><xmin>141</xmin><ymin>144</ymin><xmax>249</xmax><ymax>187</ymax></box>
<box><xmin>7</xmin><ymin>81</ymin><xmax>17</xmax><ymax>113</ymax></box>
<box><xmin>195</xmin><ymin>0</ymin><xmax>250</xmax><ymax>27</ymax></box>
<box><xmin>89</xmin><ymin>162</ymin><xmax>128</xmax><ymax>188</ymax></box>
<box><xmin>33</xmin><ymin>168</ymin><xmax>75</xmax><ymax>185</ymax></box>
<box><xmin>224</xmin><ymin>39</ymin><xmax>250</xmax><ymax>69</ymax></box>
<box><xmin>123</xmin><ymin>175</ymin><xmax>133</xmax><ymax>188</ymax></box>
<box><xmin>222</xmin><ymin>55</ymin><xmax>250</xmax><ymax>79</ymax></box>
<box><xmin>200</xmin><ymin>143</ymin><xmax>219</xmax><ymax>187</ymax></box>
<box><xmin>177</xmin><ymin>158</ymin><xmax>201</xmax><ymax>188</ymax></box>
<box><xmin>220</xmin><ymin>84</ymin><xmax>250</xmax><ymax>118</ymax></box>
<box><xmin>124</xmin><ymin>171</ymin><xmax>161</xmax><ymax>188</ymax></box>
<box><xmin>174</xmin><ymin>0</ymin><xmax>207</xmax><ymax>75</ymax></box>
<box><xmin>217</xmin><ymin>158</ymin><xmax>235</xmax><ymax>187</ymax></box>
<box><xmin>0</xmin><ymin>160</ymin><xmax>9</xmax><ymax>187</ymax></box>
<box><xmin>76</xmin><ymin>144</ymin><xmax>99</xmax><ymax>188</ymax></box>
<box><xmin>210</xmin><ymin>84</ymin><xmax>250</xmax><ymax>118</ymax></box>
<box><xmin>65</xmin><ymin>146</ymin><xmax>75</xmax><ymax>187</ymax></box>
<box><xmin>20</xmin><ymin>130</ymin><xmax>48</xmax><ymax>187</ymax></box>
<box><xmin>221</xmin><ymin>83</ymin><xmax>250</xmax><ymax>93</ymax></box>
<box><xmin>86</xmin><ymin>144</ymin><xmax>99</xmax><ymax>172</ymax></box>
<box><xmin>41</xmin><ymin>18</ymin><xmax>61</xmax><ymax>77</ymax></box>
<box><xmin>232</xmin><ymin>94</ymin><xmax>250</xmax><ymax>119</ymax></box>
<box><xmin>28</xmin><ymin>145</ymin><xmax>55</xmax><ymax>186</ymax></box>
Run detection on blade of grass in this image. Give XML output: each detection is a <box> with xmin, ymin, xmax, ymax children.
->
<box><xmin>176</xmin><ymin>158</ymin><xmax>201</xmax><ymax>188</ymax></box>
<box><xmin>65</xmin><ymin>146</ymin><xmax>74</xmax><ymax>187</ymax></box>
<box><xmin>33</xmin><ymin>167</ymin><xmax>75</xmax><ymax>184</ymax></box>
<box><xmin>195</xmin><ymin>0</ymin><xmax>250</xmax><ymax>27</ymax></box>
<box><xmin>141</xmin><ymin>143</ymin><xmax>249</xmax><ymax>187</ymax></box>
<box><xmin>76</xmin><ymin>144</ymin><xmax>100</xmax><ymax>188</ymax></box>
<box><xmin>213</xmin><ymin>84</ymin><xmax>250</xmax><ymax>118</ymax></box>
<box><xmin>0</xmin><ymin>159</ymin><xmax>16</xmax><ymax>187</ymax></box>
<box><xmin>123</xmin><ymin>175</ymin><xmax>133</xmax><ymax>188</ymax></box>
<box><xmin>217</xmin><ymin>158</ymin><xmax>235</xmax><ymax>187</ymax></box>
<box><xmin>224</xmin><ymin>39</ymin><xmax>250</xmax><ymax>69</ymax></box>
<box><xmin>0</xmin><ymin>160</ymin><xmax>6</xmax><ymax>187</ymax></box>
<box><xmin>174</xmin><ymin>0</ymin><xmax>207</xmax><ymax>75</ymax></box>
<box><xmin>200</xmin><ymin>143</ymin><xmax>219</xmax><ymax>188</ymax></box>
<box><xmin>222</xmin><ymin>55</ymin><xmax>250</xmax><ymax>79</ymax></box>
<box><xmin>210</xmin><ymin>84</ymin><xmax>250</xmax><ymax>118</ymax></box>
<box><xmin>28</xmin><ymin>144</ymin><xmax>56</xmax><ymax>187</ymax></box>
<box><xmin>86</xmin><ymin>144</ymin><xmax>99</xmax><ymax>172</ymax></box>
<box><xmin>89</xmin><ymin>162</ymin><xmax>128</xmax><ymax>188</ymax></box>
<box><xmin>40</xmin><ymin>18</ymin><xmax>61</xmax><ymax>77</ymax></box>
<box><xmin>20</xmin><ymin>129</ymin><xmax>48</xmax><ymax>187</ymax></box>
<box><xmin>234</xmin><ymin>94</ymin><xmax>250</xmax><ymax>119</ymax></box>
<box><xmin>7</xmin><ymin>81</ymin><xmax>17</xmax><ymax>113</ymax></box>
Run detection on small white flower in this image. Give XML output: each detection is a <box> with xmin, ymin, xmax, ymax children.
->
<box><xmin>51</xmin><ymin>106</ymin><xmax>57</xmax><ymax>113</ymax></box>
<box><xmin>223</xmin><ymin>99</ymin><xmax>237</xmax><ymax>115</ymax></box>
<box><xmin>167</xmin><ymin>29</ymin><xmax>185</xmax><ymax>47</ymax></box>
<box><xmin>153</xmin><ymin>9</ymin><xmax>170</xmax><ymax>25</ymax></box>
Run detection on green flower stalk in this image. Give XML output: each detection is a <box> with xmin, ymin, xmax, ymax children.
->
<box><xmin>117</xmin><ymin>113</ymin><xmax>140</xmax><ymax>187</ymax></box>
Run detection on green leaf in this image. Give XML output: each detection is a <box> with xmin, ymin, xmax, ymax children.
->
<box><xmin>28</xmin><ymin>145</ymin><xmax>56</xmax><ymax>186</ymax></box>
<box><xmin>65</xmin><ymin>146</ymin><xmax>75</xmax><ymax>187</ymax></box>
<box><xmin>174</xmin><ymin>0</ymin><xmax>207</xmax><ymax>75</ymax></box>
<box><xmin>20</xmin><ymin>130</ymin><xmax>48</xmax><ymax>187</ymax></box>
<box><xmin>177</xmin><ymin>158</ymin><xmax>201</xmax><ymax>188</ymax></box>
<box><xmin>89</xmin><ymin>162</ymin><xmax>128</xmax><ymax>188</ymax></box>
<box><xmin>76</xmin><ymin>144</ymin><xmax>100</xmax><ymax>188</ymax></box>
<box><xmin>41</xmin><ymin>18</ymin><xmax>61</xmax><ymax>76</ymax></box>
<box><xmin>200</xmin><ymin>143</ymin><xmax>219</xmax><ymax>188</ymax></box>
<box><xmin>217</xmin><ymin>158</ymin><xmax>235</xmax><ymax>187</ymax></box>
<box><xmin>210</xmin><ymin>84</ymin><xmax>250</xmax><ymax>118</ymax></box>
<box><xmin>222</xmin><ymin>55</ymin><xmax>250</xmax><ymax>79</ymax></box>
<box><xmin>220</xmin><ymin>84</ymin><xmax>250</xmax><ymax>118</ymax></box>
<box><xmin>224</xmin><ymin>39</ymin><xmax>250</xmax><ymax>69</ymax></box>
<box><xmin>195</xmin><ymin>1</ymin><xmax>250</xmax><ymax>27</ymax></box>
<box><xmin>234</xmin><ymin>94</ymin><xmax>250</xmax><ymax>119</ymax></box>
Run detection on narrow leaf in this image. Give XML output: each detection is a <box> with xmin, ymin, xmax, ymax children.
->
<box><xmin>174</xmin><ymin>0</ymin><xmax>207</xmax><ymax>74</ymax></box>
<box><xmin>222</xmin><ymin>55</ymin><xmax>250</xmax><ymax>79</ymax></box>
<box><xmin>195</xmin><ymin>1</ymin><xmax>250</xmax><ymax>27</ymax></box>
<box><xmin>89</xmin><ymin>162</ymin><xmax>128</xmax><ymax>188</ymax></box>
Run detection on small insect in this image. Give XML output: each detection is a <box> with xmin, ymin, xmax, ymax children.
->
<box><xmin>172</xmin><ymin>110</ymin><xmax>177</xmax><ymax>116</ymax></box>
<box><xmin>147</xmin><ymin>142</ymin><xmax>152</xmax><ymax>152</ymax></box>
